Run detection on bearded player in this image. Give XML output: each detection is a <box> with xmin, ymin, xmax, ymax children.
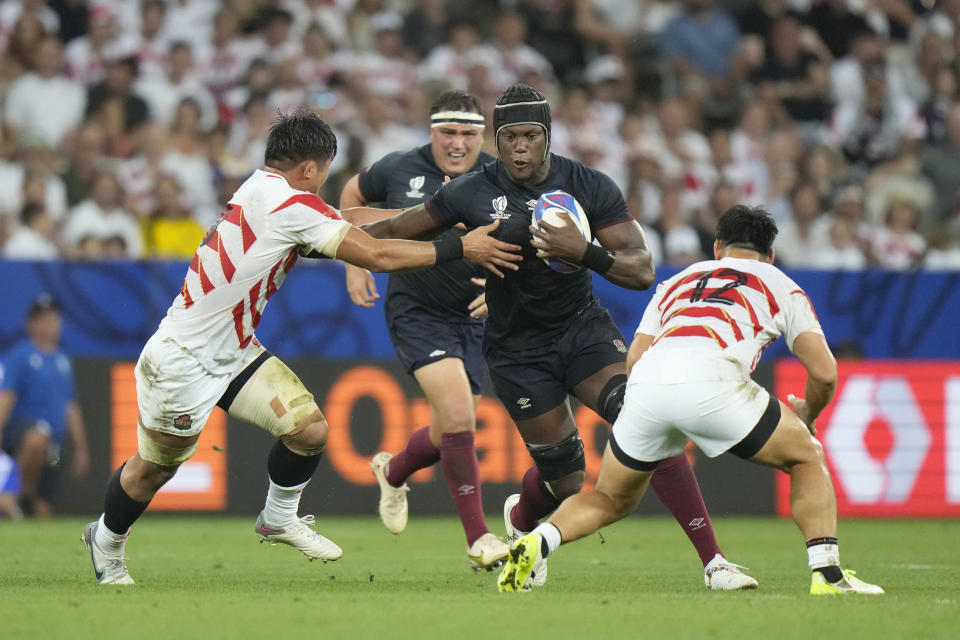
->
<box><xmin>359</xmin><ymin>84</ymin><xmax>757</xmax><ymax>589</ymax></box>
<box><xmin>338</xmin><ymin>91</ymin><xmax>509</xmax><ymax>570</ymax></box>
<box><xmin>81</xmin><ymin>110</ymin><xmax>521</xmax><ymax>584</ymax></box>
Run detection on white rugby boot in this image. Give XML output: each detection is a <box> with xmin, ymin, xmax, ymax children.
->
<box><xmin>369</xmin><ymin>452</ymin><xmax>410</xmax><ymax>534</ymax></box>
<box><xmin>703</xmin><ymin>554</ymin><xmax>759</xmax><ymax>590</ymax></box>
<box><xmin>254</xmin><ymin>512</ymin><xmax>343</xmax><ymax>562</ymax></box>
<box><xmin>503</xmin><ymin>494</ymin><xmax>546</xmax><ymax>586</ymax></box>
<box><xmin>468</xmin><ymin>532</ymin><xmax>510</xmax><ymax>572</ymax></box>
<box><xmin>82</xmin><ymin>520</ymin><xmax>135</xmax><ymax>585</ymax></box>
<box><xmin>810</xmin><ymin>569</ymin><xmax>884</xmax><ymax>595</ymax></box>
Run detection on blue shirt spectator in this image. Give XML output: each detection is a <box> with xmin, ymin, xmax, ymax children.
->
<box><xmin>661</xmin><ymin>0</ymin><xmax>741</xmax><ymax>79</ymax></box>
<box><xmin>1</xmin><ymin>338</ymin><xmax>75</xmax><ymax>444</ymax></box>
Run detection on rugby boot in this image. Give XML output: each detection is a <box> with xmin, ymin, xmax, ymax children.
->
<box><xmin>467</xmin><ymin>532</ymin><xmax>509</xmax><ymax>572</ymax></box>
<box><xmin>704</xmin><ymin>553</ymin><xmax>759</xmax><ymax>590</ymax></box>
<box><xmin>370</xmin><ymin>452</ymin><xmax>410</xmax><ymax>534</ymax></box>
<box><xmin>498</xmin><ymin>532</ymin><xmax>547</xmax><ymax>592</ymax></box>
<box><xmin>503</xmin><ymin>494</ymin><xmax>546</xmax><ymax>586</ymax></box>
<box><xmin>810</xmin><ymin>569</ymin><xmax>884</xmax><ymax>595</ymax></box>
<box><xmin>255</xmin><ymin>512</ymin><xmax>343</xmax><ymax>562</ymax></box>
<box><xmin>82</xmin><ymin>520</ymin><xmax>135</xmax><ymax>585</ymax></box>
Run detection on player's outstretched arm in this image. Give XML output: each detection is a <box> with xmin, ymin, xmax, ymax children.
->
<box><xmin>625</xmin><ymin>332</ymin><xmax>655</xmax><ymax>373</ymax></box>
<box><xmin>592</xmin><ymin>220</ymin><xmax>655</xmax><ymax>290</ymax></box>
<box><xmin>788</xmin><ymin>331</ymin><xmax>838</xmax><ymax>434</ymax></box>
<box><xmin>360</xmin><ymin>203</ymin><xmax>442</xmax><ymax>240</ymax></box>
<box><xmin>335</xmin><ymin>221</ymin><xmax>521</xmax><ymax>277</ymax></box>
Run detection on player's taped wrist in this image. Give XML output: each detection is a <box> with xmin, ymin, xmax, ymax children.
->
<box><xmin>433</xmin><ymin>237</ymin><xmax>464</xmax><ymax>264</ymax></box>
<box><xmin>581</xmin><ymin>243</ymin><xmax>615</xmax><ymax>274</ymax></box>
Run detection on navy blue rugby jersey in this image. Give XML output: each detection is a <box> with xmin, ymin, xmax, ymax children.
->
<box><xmin>426</xmin><ymin>153</ymin><xmax>633</xmax><ymax>350</ymax></box>
<box><xmin>358</xmin><ymin>144</ymin><xmax>495</xmax><ymax>321</ymax></box>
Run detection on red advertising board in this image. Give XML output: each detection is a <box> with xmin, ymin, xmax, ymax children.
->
<box><xmin>775</xmin><ymin>361</ymin><xmax>960</xmax><ymax>517</ymax></box>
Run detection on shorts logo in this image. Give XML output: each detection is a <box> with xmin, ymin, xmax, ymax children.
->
<box><xmin>613</xmin><ymin>339</ymin><xmax>627</xmax><ymax>353</ymax></box>
<box><xmin>491</xmin><ymin>195</ymin><xmax>510</xmax><ymax>220</ymax></box>
<box><xmin>517</xmin><ymin>397</ymin><xmax>532</xmax><ymax>410</ymax></box>
<box><xmin>688</xmin><ymin>517</ymin><xmax>706</xmax><ymax>531</ymax></box>
<box><xmin>173</xmin><ymin>414</ymin><xmax>193</xmax><ymax>430</ymax></box>
<box><xmin>406</xmin><ymin>176</ymin><xmax>426</xmax><ymax>198</ymax></box>
<box><xmin>428</xmin><ymin>349</ymin><xmax>447</xmax><ymax>357</ymax></box>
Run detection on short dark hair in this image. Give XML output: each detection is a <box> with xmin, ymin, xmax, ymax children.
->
<box><xmin>20</xmin><ymin>202</ymin><xmax>46</xmax><ymax>226</ymax></box>
<box><xmin>715</xmin><ymin>205</ymin><xmax>779</xmax><ymax>255</ymax></box>
<box><xmin>28</xmin><ymin>293</ymin><xmax>60</xmax><ymax>319</ymax></box>
<box><xmin>430</xmin><ymin>90</ymin><xmax>482</xmax><ymax>116</ymax></box>
<box><xmin>264</xmin><ymin>110</ymin><xmax>337</xmax><ymax>169</ymax></box>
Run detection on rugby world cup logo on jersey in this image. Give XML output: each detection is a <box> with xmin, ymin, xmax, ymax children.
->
<box><xmin>491</xmin><ymin>195</ymin><xmax>510</xmax><ymax>220</ymax></box>
<box><xmin>406</xmin><ymin>176</ymin><xmax>426</xmax><ymax>198</ymax></box>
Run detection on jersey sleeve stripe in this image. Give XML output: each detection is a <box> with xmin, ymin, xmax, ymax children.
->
<box><xmin>270</xmin><ymin>193</ymin><xmax>341</xmax><ymax>219</ymax></box>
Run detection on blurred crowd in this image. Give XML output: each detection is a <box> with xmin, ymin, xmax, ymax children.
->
<box><xmin>1</xmin><ymin>0</ymin><xmax>959</xmax><ymax>270</ymax></box>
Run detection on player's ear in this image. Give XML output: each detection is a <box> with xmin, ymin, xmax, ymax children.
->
<box><xmin>765</xmin><ymin>248</ymin><xmax>776</xmax><ymax>264</ymax></box>
<box><xmin>713</xmin><ymin>239</ymin><xmax>723</xmax><ymax>260</ymax></box>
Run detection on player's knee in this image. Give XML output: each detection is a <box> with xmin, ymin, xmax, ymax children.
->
<box><xmin>597</xmin><ymin>374</ymin><xmax>627</xmax><ymax>424</ymax></box>
<box><xmin>528</xmin><ymin>432</ymin><xmax>586</xmax><ymax>500</ymax></box>
<box><xmin>20</xmin><ymin>428</ymin><xmax>51</xmax><ymax>454</ymax></box>
<box><xmin>284</xmin><ymin>411</ymin><xmax>328</xmax><ymax>456</ymax></box>
<box><xmin>437</xmin><ymin>405</ymin><xmax>475</xmax><ymax>434</ymax></box>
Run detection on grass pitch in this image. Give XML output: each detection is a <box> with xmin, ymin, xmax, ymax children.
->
<box><xmin>1</xmin><ymin>516</ymin><xmax>956</xmax><ymax>640</ymax></box>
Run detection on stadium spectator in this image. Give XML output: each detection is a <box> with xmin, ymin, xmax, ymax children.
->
<box><xmin>63</xmin><ymin>3</ymin><xmax>136</xmax><ymax>86</ymax></box>
<box><xmin>134</xmin><ymin>40</ymin><xmax>217</xmax><ymax>133</ymax></box>
<box><xmin>361</xmin><ymin>83</ymin><xmax>758</xmax><ymax>590</ymax></box>
<box><xmin>253</xmin><ymin>7</ymin><xmax>298</xmax><ymax>67</ymax></box>
<box><xmin>924</xmin><ymin>219</ymin><xmax>960</xmax><ymax>270</ymax></box>
<box><xmin>419</xmin><ymin>21</ymin><xmax>484</xmax><ymax>92</ymax></box>
<box><xmin>776</xmin><ymin>182</ymin><xmax>825</xmax><ymax>268</ymax></box>
<box><xmin>4</xmin><ymin>10</ymin><xmax>47</xmax><ymax>75</ymax></box>
<box><xmin>919</xmin><ymin>103</ymin><xmax>960</xmax><ymax>222</ymax></box>
<box><xmin>497</xmin><ymin>205</ymin><xmax>884</xmax><ymax>597</ymax></box>
<box><xmin>485</xmin><ymin>12</ymin><xmax>555</xmax><ymax>91</ymax></box>
<box><xmin>818</xmin><ymin>216</ymin><xmax>868</xmax><ymax>270</ymax></box>
<box><xmin>3</xmin><ymin>202</ymin><xmax>58</xmax><ymax>260</ymax></box>
<box><xmin>872</xmin><ymin>197</ymin><xmax>926</xmax><ymax>270</ymax></box>
<box><xmin>351</xmin><ymin>11</ymin><xmax>419</xmax><ymax>99</ymax></box>
<box><xmin>3</xmin><ymin>34</ymin><xmax>85</xmax><ymax>148</ymax></box>
<box><xmin>0</xmin><ymin>140</ymin><xmax>68</xmax><ymax>223</ymax></box>
<box><xmin>339</xmin><ymin>90</ymin><xmax>509</xmax><ymax>570</ymax></box>
<box><xmin>80</xmin><ymin>109</ymin><xmax>520</xmax><ymax>585</ymax></box>
<box><xmin>62</xmin><ymin>170</ymin><xmax>141</xmax><ymax>258</ymax></box>
<box><xmin>0</xmin><ymin>294</ymin><xmax>89</xmax><ymax>517</ymax></box>
<box><xmin>140</xmin><ymin>173</ymin><xmax>204</xmax><ymax>259</ymax></box>
<box><xmin>283</xmin><ymin>0</ymin><xmax>352</xmax><ymax>48</ymax></box>
<box><xmin>61</xmin><ymin>121</ymin><xmax>108</xmax><ymax>207</ymax></box>
<box><xmin>132</xmin><ymin>0</ymin><xmax>169</xmax><ymax>80</ymax></box>
<box><xmin>296</xmin><ymin>24</ymin><xmax>341</xmax><ymax>93</ymax></box>
<box><xmin>85</xmin><ymin>56</ymin><xmax>149</xmax><ymax>136</ymax></box>
<box><xmin>402</xmin><ymin>0</ymin><xmax>451</xmax><ymax>60</ymax></box>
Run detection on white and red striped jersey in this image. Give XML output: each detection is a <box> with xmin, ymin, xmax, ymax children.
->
<box><xmin>157</xmin><ymin>169</ymin><xmax>350</xmax><ymax>374</ymax></box>
<box><xmin>636</xmin><ymin>257</ymin><xmax>823</xmax><ymax>372</ymax></box>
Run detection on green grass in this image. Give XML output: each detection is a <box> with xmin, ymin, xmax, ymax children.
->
<box><xmin>1</xmin><ymin>516</ymin><xmax>957</xmax><ymax>640</ymax></box>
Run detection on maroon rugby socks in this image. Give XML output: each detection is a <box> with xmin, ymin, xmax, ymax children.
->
<box><xmin>440</xmin><ymin>431</ymin><xmax>489</xmax><ymax>545</ymax></box>
<box><xmin>510</xmin><ymin>466</ymin><xmax>562</xmax><ymax>533</ymax></box>
<box><xmin>386</xmin><ymin>425</ymin><xmax>441</xmax><ymax>487</ymax></box>
<box><xmin>650</xmin><ymin>453</ymin><xmax>724</xmax><ymax>566</ymax></box>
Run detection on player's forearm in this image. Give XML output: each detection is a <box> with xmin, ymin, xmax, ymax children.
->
<box><xmin>594</xmin><ymin>247</ymin><xmax>655</xmax><ymax>290</ymax></box>
<box><xmin>803</xmin><ymin>374</ymin><xmax>836</xmax><ymax>423</ymax></box>
<box><xmin>341</xmin><ymin>207</ymin><xmax>404</xmax><ymax>226</ymax></box>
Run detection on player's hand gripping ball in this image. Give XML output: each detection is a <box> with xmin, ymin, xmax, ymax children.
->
<box><xmin>531</xmin><ymin>190</ymin><xmax>591</xmax><ymax>273</ymax></box>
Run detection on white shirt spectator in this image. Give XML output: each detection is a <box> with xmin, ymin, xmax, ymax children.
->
<box><xmin>164</xmin><ymin>0</ymin><xmax>218</xmax><ymax>52</ymax></box>
<box><xmin>775</xmin><ymin>219</ymin><xmax>827</xmax><ymax>268</ymax></box>
<box><xmin>0</xmin><ymin>162</ymin><xmax>67</xmax><ymax>221</ymax></box>
<box><xmin>0</xmin><ymin>1</ymin><xmax>59</xmax><ymax>49</ymax></box>
<box><xmin>282</xmin><ymin>0</ymin><xmax>352</xmax><ymax>46</ymax></box>
<box><xmin>160</xmin><ymin>151</ymin><xmax>217</xmax><ymax>214</ymax></box>
<box><xmin>3</xmin><ymin>72</ymin><xmax>85</xmax><ymax>148</ymax></box>
<box><xmin>924</xmin><ymin>247</ymin><xmax>960</xmax><ymax>270</ymax></box>
<box><xmin>135</xmin><ymin>72</ymin><xmax>218</xmax><ymax>132</ymax></box>
<box><xmin>871</xmin><ymin>226</ymin><xmax>925</xmax><ymax>270</ymax></box>
<box><xmin>3</xmin><ymin>225</ymin><xmax>58</xmax><ymax>260</ymax></box>
<box><xmin>63</xmin><ymin>199</ymin><xmax>142</xmax><ymax>258</ymax></box>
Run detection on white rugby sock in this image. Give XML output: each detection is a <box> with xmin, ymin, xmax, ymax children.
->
<box><xmin>532</xmin><ymin>522</ymin><xmax>562</xmax><ymax>558</ymax></box>
<box><xmin>262</xmin><ymin>478</ymin><xmax>309</xmax><ymax>526</ymax></box>
<box><xmin>94</xmin><ymin>514</ymin><xmax>128</xmax><ymax>554</ymax></box>
<box><xmin>807</xmin><ymin>542</ymin><xmax>840</xmax><ymax>571</ymax></box>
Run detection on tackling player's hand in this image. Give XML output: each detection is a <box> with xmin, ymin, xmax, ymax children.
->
<box><xmin>529</xmin><ymin>211</ymin><xmax>588</xmax><ymax>263</ymax></box>
<box><xmin>462</xmin><ymin>220</ymin><xmax>522</xmax><ymax>278</ymax></box>
<box><xmin>787</xmin><ymin>393</ymin><xmax>817</xmax><ymax>436</ymax></box>
<box><xmin>345</xmin><ymin>264</ymin><xmax>379</xmax><ymax>307</ymax></box>
<box><xmin>468</xmin><ymin>277</ymin><xmax>487</xmax><ymax>317</ymax></box>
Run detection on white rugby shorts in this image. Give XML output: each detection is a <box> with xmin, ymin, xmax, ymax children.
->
<box><xmin>135</xmin><ymin>332</ymin><xmax>265</xmax><ymax>438</ymax></box>
<box><xmin>611</xmin><ymin>349</ymin><xmax>774</xmax><ymax>464</ymax></box>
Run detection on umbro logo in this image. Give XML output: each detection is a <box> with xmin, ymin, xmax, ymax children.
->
<box><xmin>517</xmin><ymin>397</ymin><xmax>532</xmax><ymax>410</ymax></box>
<box><xmin>457</xmin><ymin>484</ymin><xmax>475</xmax><ymax>496</ymax></box>
<box><xmin>526</xmin><ymin>199</ymin><xmax>538</xmax><ymax>211</ymax></box>
<box><xmin>689</xmin><ymin>517</ymin><xmax>706</xmax><ymax>531</ymax></box>
<box><xmin>491</xmin><ymin>195</ymin><xmax>510</xmax><ymax>220</ymax></box>
<box><xmin>429</xmin><ymin>349</ymin><xmax>447</xmax><ymax>357</ymax></box>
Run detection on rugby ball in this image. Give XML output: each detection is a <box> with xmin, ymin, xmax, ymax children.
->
<box><xmin>532</xmin><ymin>190</ymin><xmax>592</xmax><ymax>273</ymax></box>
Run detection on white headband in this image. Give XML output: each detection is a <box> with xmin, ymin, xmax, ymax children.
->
<box><xmin>430</xmin><ymin>111</ymin><xmax>486</xmax><ymax>128</ymax></box>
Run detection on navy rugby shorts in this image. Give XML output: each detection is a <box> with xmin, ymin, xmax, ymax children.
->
<box><xmin>388</xmin><ymin>309</ymin><xmax>486</xmax><ymax>395</ymax></box>
<box><xmin>486</xmin><ymin>305</ymin><xmax>628</xmax><ymax>420</ymax></box>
